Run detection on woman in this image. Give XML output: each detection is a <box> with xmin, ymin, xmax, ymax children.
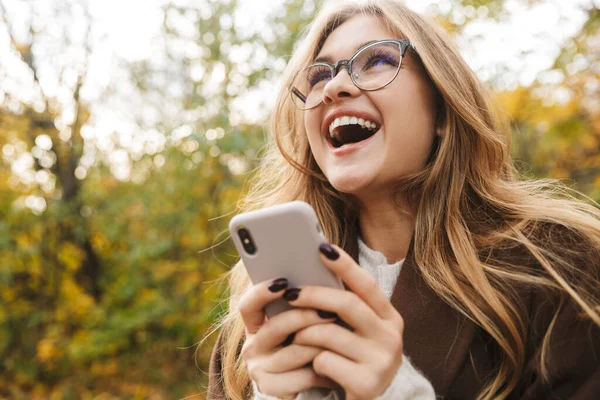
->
<box><xmin>205</xmin><ymin>0</ymin><xmax>600</xmax><ymax>399</ymax></box>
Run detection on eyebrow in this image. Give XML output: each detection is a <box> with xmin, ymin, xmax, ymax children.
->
<box><xmin>313</xmin><ymin>40</ymin><xmax>381</xmax><ymax>64</ymax></box>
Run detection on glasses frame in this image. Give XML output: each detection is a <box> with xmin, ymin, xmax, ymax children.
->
<box><xmin>290</xmin><ymin>39</ymin><xmax>417</xmax><ymax>110</ymax></box>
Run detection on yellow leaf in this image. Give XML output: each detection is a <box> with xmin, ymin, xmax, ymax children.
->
<box><xmin>91</xmin><ymin>233</ymin><xmax>110</xmax><ymax>252</ymax></box>
<box><xmin>37</xmin><ymin>337</ymin><xmax>63</xmax><ymax>363</ymax></box>
<box><xmin>57</xmin><ymin>242</ymin><xmax>85</xmax><ymax>272</ymax></box>
<box><xmin>180</xmin><ymin>233</ymin><xmax>192</xmax><ymax>248</ymax></box>
<box><xmin>90</xmin><ymin>359</ymin><xmax>119</xmax><ymax>377</ymax></box>
<box><xmin>60</xmin><ymin>277</ymin><xmax>95</xmax><ymax>319</ymax></box>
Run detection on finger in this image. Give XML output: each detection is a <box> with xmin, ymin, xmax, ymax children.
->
<box><xmin>319</xmin><ymin>243</ymin><xmax>398</xmax><ymax>321</ymax></box>
<box><xmin>253</xmin><ymin>308</ymin><xmax>337</xmax><ymax>353</ymax></box>
<box><xmin>265</xmin><ymin>344</ymin><xmax>322</xmax><ymax>373</ymax></box>
<box><xmin>285</xmin><ymin>285</ymin><xmax>380</xmax><ymax>335</ymax></box>
<box><xmin>292</xmin><ymin>323</ymin><xmax>369</xmax><ymax>362</ymax></box>
<box><xmin>257</xmin><ymin>368</ymin><xmax>339</xmax><ymax>398</ymax></box>
<box><xmin>239</xmin><ymin>277</ymin><xmax>289</xmax><ymax>335</ymax></box>
<box><xmin>312</xmin><ymin>350</ymin><xmax>361</xmax><ymax>395</ymax></box>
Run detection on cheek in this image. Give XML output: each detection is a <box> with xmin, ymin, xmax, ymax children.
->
<box><xmin>377</xmin><ymin>84</ymin><xmax>437</xmax><ymax>168</ymax></box>
<box><xmin>384</xmin><ymin>80</ymin><xmax>436</xmax><ymax>136</ymax></box>
<box><xmin>304</xmin><ymin>110</ymin><xmax>323</xmax><ymax>148</ymax></box>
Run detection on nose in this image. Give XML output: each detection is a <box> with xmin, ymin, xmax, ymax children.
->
<box><xmin>322</xmin><ymin>66</ymin><xmax>361</xmax><ymax>105</ymax></box>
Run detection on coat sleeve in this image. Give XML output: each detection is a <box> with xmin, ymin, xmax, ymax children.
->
<box><xmin>509</xmin><ymin>222</ymin><xmax>600</xmax><ymax>400</ymax></box>
<box><xmin>519</xmin><ymin>289</ymin><xmax>600</xmax><ymax>399</ymax></box>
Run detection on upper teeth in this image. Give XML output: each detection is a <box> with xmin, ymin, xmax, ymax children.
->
<box><xmin>328</xmin><ymin>116</ymin><xmax>379</xmax><ymax>136</ymax></box>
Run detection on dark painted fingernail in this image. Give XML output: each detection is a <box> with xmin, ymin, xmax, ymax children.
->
<box><xmin>335</xmin><ymin>318</ymin><xmax>355</xmax><ymax>332</ymax></box>
<box><xmin>283</xmin><ymin>288</ymin><xmax>301</xmax><ymax>301</ymax></box>
<box><xmin>319</xmin><ymin>243</ymin><xmax>339</xmax><ymax>260</ymax></box>
<box><xmin>281</xmin><ymin>332</ymin><xmax>295</xmax><ymax>347</ymax></box>
<box><xmin>268</xmin><ymin>278</ymin><xmax>288</xmax><ymax>293</ymax></box>
<box><xmin>317</xmin><ymin>309</ymin><xmax>338</xmax><ymax>319</ymax></box>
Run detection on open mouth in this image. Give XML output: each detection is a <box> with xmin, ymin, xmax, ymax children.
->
<box><xmin>328</xmin><ymin>117</ymin><xmax>381</xmax><ymax>148</ymax></box>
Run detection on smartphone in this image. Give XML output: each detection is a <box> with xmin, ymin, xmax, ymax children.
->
<box><xmin>229</xmin><ymin>201</ymin><xmax>345</xmax><ymax>318</ymax></box>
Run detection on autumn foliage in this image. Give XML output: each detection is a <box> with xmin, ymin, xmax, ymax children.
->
<box><xmin>0</xmin><ymin>0</ymin><xmax>598</xmax><ymax>398</ymax></box>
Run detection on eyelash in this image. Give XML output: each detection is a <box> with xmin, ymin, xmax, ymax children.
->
<box><xmin>363</xmin><ymin>50</ymin><xmax>399</xmax><ymax>68</ymax></box>
<box><xmin>308</xmin><ymin>68</ymin><xmax>331</xmax><ymax>87</ymax></box>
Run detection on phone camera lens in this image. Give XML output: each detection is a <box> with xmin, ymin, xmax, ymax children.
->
<box><xmin>237</xmin><ymin>227</ymin><xmax>257</xmax><ymax>255</ymax></box>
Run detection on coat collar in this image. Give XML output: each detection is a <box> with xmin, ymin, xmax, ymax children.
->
<box><xmin>390</xmin><ymin>237</ymin><xmax>477</xmax><ymax>394</ymax></box>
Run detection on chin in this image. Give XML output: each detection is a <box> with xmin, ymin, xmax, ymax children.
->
<box><xmin>326</xmin><ymin>172</ymin><xmax>376</xmax><ymax>196</ymax></box>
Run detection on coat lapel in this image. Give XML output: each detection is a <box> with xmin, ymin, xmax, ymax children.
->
<box><xmin>391</xmin><ymin>239</ymin><xmax>477</xmax><ymax>395</ymax></box>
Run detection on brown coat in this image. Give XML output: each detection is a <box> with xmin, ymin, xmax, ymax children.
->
<box><xmin>207</xmin><ymin>230</ymin><xmax>600</xmax><ymax>399</ymax></box>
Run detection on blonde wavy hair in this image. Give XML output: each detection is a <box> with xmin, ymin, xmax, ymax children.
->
<box><xmin>203</xmin><ymin>1</ymin><xmax>600</xmax><ymax>399</ymax></box>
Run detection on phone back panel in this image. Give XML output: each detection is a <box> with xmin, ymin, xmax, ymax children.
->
<box><xmin>229</xmin><ymin>201</ymin><xmax>343</xmax><ymax>317</ymax></box>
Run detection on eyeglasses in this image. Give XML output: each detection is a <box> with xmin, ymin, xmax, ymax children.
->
<box><xmin>290</xmin><ymin>39</ymin><xmax>417</xmax><ymax>110</ymax></box>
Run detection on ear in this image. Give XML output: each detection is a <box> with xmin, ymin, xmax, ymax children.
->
<box><xmin>433</xmin><ymin>95</ymin><xmax>445</xmax><ymax>137</ymax></box>
<box><xmin>435</xmin><ymin>124</ymin><xmax>444</xmax><ymax>137</ymax></box>
<box><xmin>433</xmin><ymin>115</ymin><xmax>444</xmax><ymax>137</ymax></box>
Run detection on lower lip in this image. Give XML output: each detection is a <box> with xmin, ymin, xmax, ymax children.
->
<box><xmin>328</xmin><ymin>129</ymin><xmax>380</xmax><ymax>156</ymax></box>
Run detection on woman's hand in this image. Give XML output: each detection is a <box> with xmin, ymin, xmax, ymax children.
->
<box><xmin>285</xmin><ymin>243</ymin><xmax>405</xmax><ymax>400</ymax></box>
<box><xmin>238</xmin><ymin>277</ymin><xmax>340</xmax><ymax>399</ymax></box>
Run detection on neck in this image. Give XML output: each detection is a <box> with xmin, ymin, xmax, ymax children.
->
<box><xmin>357</xmin><ymin>194</ymin><xmax>415</xmax><ymax>263</ymax></box>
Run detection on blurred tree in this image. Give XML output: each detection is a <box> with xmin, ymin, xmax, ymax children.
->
<box><xmin>0</xmin><ymin>0</ymin><xmax>325</xmax><ymax>397</ymax></box>
<box><xmin>0</xmin><ymin>0</ymin><xmax>598</xmax><ymax>398</ymax></box>
<box><xmin>424</xmin><ymin>0</ymin><xmax>600</xmax><ymax>200</ymax></box>
<box><xmin>503</xmin><ymin>5</ymin><xmax>600</xmax><ymax>200</ymax></box>
<box><xmin>0</xmin><ymin>0</ymin><xmax>105</xmax><ymax>395</ymax></box>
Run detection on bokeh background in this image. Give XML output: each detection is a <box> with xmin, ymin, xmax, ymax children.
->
<box><xmin>0</xmin><ymin>0</ymin><xmax>599</xmax><ymax>398</ymax></box>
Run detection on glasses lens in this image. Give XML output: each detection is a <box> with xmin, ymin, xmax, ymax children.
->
<box><xmin>290</xmin><ymin>64</ymin><xmax>332</xmax><ymax>110</ymax></box>
<box><xmin>352</xmin><ymin>42</ymin><xmax>402</xmax><ymax>90</ymax></box>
